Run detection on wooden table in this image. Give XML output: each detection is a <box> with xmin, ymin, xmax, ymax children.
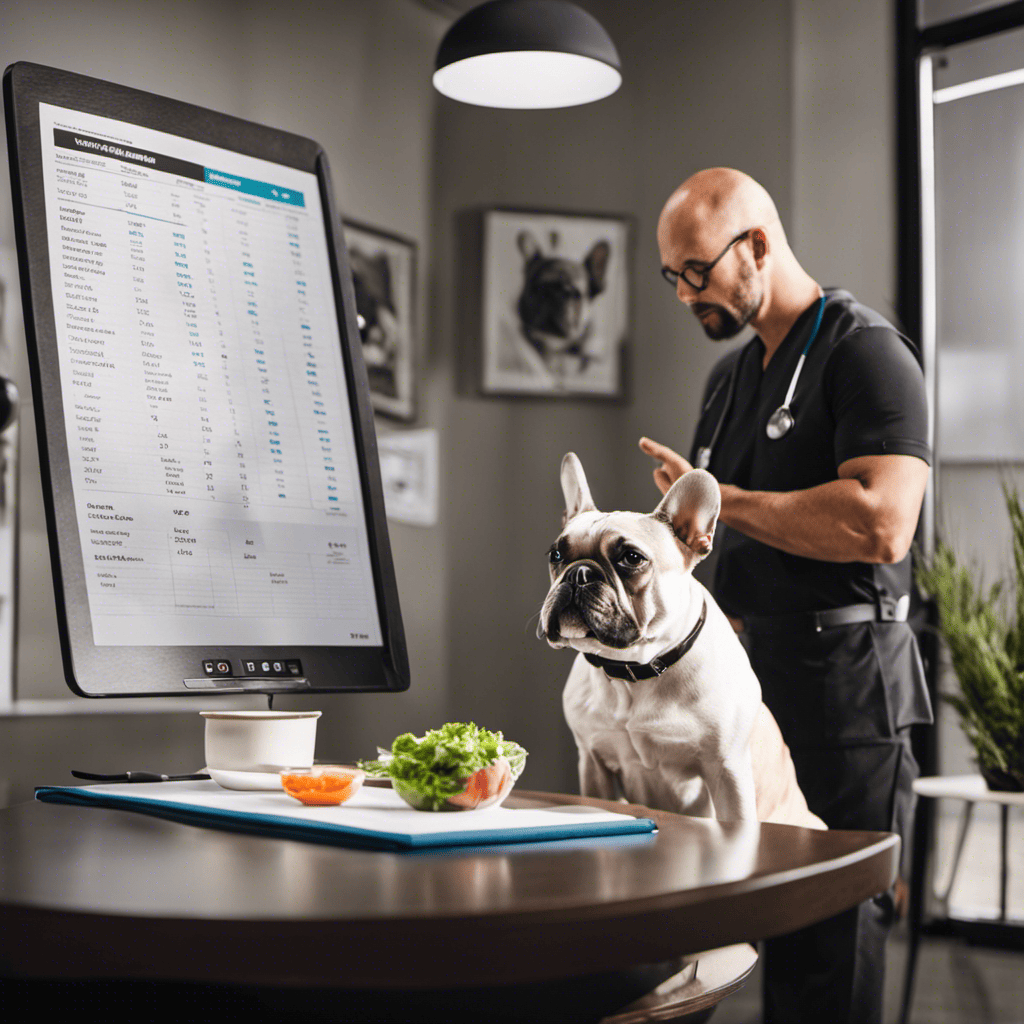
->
<box><xmin>0</xmin><ymin>788</ymin><xmax>899</xmax><ymax>1022</ymax></box>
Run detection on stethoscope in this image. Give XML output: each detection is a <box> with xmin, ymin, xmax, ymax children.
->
<box><xmin>695</xmin><ymin>294</ymin><xmax>827</xmax><ymax>470</ymax></box>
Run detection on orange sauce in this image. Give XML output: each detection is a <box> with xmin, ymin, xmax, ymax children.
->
<box><xmin>281</xmin><ymin>767</ymin><xmax>365</xmax><ymax>806</ymax></box>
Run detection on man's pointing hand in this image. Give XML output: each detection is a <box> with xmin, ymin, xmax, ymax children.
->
<box><xmin>639</xmin><ymin>437</ymin><xmax>693</xmax><ymax>495</ymax></box>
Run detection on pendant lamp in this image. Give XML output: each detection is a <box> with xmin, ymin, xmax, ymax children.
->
<box><xmin>433</xmin><ymin>0</ymin><xmax>621</xmax><ymax>109</ymax></box>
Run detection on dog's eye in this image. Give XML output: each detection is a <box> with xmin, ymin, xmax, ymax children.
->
<box><xmin>543</xmin><ymin>281</ymin><xmax>580</xmax><ymax>299</ymax></box>
<box><xmin>618</xmin><ymin>550</ymin><xmax>647</xmax><ymax>568</ymax></box>
<box><xmin>550</xmin><ymin>549</ymin><xmax>564</xmax><ymax>564</ymax></box>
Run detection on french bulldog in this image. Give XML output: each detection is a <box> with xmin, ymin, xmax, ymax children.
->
<box><xmin>538</xmin><ymin>453</ymin><xmax>825</xmax><ymax>829</ymax></box>
<box><xmin>515</xmin><ymin>231</ymin><xmax>611</xmax><ymax>379</ymax></box>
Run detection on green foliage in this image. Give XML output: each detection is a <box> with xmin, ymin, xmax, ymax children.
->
<box><xmin>915</xmin><ymin>482</ymin><xmax>1024</xmax><ymax>788</ymax></box>
<box><xmin>358</xmin><ymin>722</ymin><xmax>528</xmax><ymax>812</ymax></box>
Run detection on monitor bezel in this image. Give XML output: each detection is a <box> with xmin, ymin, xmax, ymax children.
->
<box><xmin>4</xmin><ymin>61</ymin><xmax>410</xmax><ymax>697</ymax></box>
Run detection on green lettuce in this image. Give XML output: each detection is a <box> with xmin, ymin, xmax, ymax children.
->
<box><xmin>358</xmin><ymin>722</ymin><xmax>528</xmax><ymax>812</ymax></box>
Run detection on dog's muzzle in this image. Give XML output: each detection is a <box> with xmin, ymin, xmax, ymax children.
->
<box><xmin>538</xmin><ymin>559</ymin><xmax>641</xmax><ymax>648</ymax></box>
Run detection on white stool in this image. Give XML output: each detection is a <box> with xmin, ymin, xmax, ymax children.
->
<box><xmin>899</xmin><ymin>774</ymin><xmax>1024</xmax><ymax>1024</ymax></box>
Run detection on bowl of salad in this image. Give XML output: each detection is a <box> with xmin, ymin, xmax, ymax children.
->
<box><xmin>359</xmin><ymin>722</ymin><xmax>528</xmax><ymax>812</ymax></box>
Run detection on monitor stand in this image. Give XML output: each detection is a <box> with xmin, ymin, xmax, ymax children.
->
<box><xmin>181</xmin><ymin>676</ymin><xmax>308</xmax><ymax>710</ymax></box>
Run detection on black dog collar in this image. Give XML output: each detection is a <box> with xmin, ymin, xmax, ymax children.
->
<box><xmin>584</xmin><ymin>598</ymin><xmax>707</xmax><ymax>682</ymax></box>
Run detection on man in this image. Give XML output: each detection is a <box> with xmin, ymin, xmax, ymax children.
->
<box><xmin>640</xmin><ymin>167</ymin><xmax>933</xmax><ymax>1024</ymax></box>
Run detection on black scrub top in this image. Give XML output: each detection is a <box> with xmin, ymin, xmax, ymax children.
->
<box><xmin>689</xmin><ymin>288</ymin><xmax>931</xmax><ymax>620</ymax></box>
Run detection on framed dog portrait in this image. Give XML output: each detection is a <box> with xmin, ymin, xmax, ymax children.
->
<box><xmin>343</xmin><ymin>220</ymin><xmax>417</xmax><ymax>420</ymax></box>
<box><xmin>481</xmin><ymin>208</ymin><xmax>630</xmax><ymax>397</ymax></box>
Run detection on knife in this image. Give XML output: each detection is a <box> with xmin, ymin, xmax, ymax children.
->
<box><xmin>71</xmin><ymin>770</ymin><xmax>211</xmax><ymax>782</ymax></box>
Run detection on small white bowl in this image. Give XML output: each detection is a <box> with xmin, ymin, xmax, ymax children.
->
<box><xmin>201</xmin><ymin>710</ymin><xmax>321</xmax><ymax>781</ymax></box>
<box><xmin>206</xmin><ymin>767</ymin><xmax>286</xmax><ymax>791</ymax></box>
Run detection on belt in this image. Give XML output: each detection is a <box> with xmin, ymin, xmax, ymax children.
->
<box><xmin>741</xmin><ymin>595</ymin><xmax>910</xmax><ymax>634</ymax></box>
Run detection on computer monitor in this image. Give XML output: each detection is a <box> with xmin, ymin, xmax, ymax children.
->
<box><xmin>3</xmin><ymin>62</ymin><xmax>409</xmax><ymax>698</ymax></box>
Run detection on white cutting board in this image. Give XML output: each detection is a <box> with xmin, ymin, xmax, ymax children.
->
<box><xmin>76</xmin><ymin>780</ymin><xmax>649</xmax><ymax>839</ymax></box>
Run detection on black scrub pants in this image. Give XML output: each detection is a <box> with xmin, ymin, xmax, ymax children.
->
<box><xmin>744</xmin><ymin>622</ymin><xmax>927</xmax><ymax>1024</ymax></box>
<box><xmin>760</xmin><ymin>734</ymin><xmax>918</xmax><ymax>1023</ymax></box>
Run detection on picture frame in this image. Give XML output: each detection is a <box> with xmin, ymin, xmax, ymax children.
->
<box><xmin>480</xmin><ymin>208</ymin><xmax>631</xmax><ymax>398</ymax></box>
<box><xmin>377</xmin><ymin>428</ymin><xmax>439</xmax><ymax>528</ymax></box>
<box><xmin>343</xmin><ymin>220</ymin><xmax>417</xmax><ymax>421</ymax></box>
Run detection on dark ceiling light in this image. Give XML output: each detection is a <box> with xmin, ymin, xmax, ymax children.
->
<box><xmin>433</xmin><ymin>0</ymin><xmax>621</xmax><ymax>109</ymax></box>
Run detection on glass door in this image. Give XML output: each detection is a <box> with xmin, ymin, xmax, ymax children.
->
<box><xmin>920</xmin><ymin>24</ymin><xmax>1024</xmax><ymax>463</ymax></box>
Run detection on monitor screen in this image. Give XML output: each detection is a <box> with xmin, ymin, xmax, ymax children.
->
<box><xmin>5</xmin><ymin>63</ymin><xmax>409</xmax><ymax>697</ymax></box>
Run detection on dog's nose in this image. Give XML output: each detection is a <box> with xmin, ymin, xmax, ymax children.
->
<box><xmin>563</xmin><ymin>561</ymin><xmax>603</xmax><ymax>588</ymax></box>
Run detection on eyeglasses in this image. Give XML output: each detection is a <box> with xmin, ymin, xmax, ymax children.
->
<box><xmin>661</xmin><ymin>230</ymin><xmax>751</xmax><ymax>291</ymax></box>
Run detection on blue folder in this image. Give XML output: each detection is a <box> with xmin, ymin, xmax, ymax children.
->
<box><xmin>34</xmin><ymin>783</ymin><xmax>658</xmax><ymax>853</ymax></box>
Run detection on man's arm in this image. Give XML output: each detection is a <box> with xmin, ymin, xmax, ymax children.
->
<box><xmin>720</xmin><ymin>455</ymin><xmax>929</xmax><ymax>563</ymax></box>
<box><xmin>638</xmin><ymin>437</ymin><xmax>929</xmax><ymax>564</ymax></box>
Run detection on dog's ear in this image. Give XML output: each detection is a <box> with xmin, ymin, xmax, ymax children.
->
<box><xmin>653</xmin><ymin>469</ymin><xmax>720</xmax><ymax>560</ymax></box>
<box><xmin>560</xmin><ymin>452</ymin><xmax>597</xmax><ymax>526</ymax></box>
<box><xmin>584</xmin><ymin>240</ymin><xmax>611</xmax><ymax>298</ymax></box>
<box><xmin>517</xmin><ymin>230</ymin><xmax>542</xmax><ymax>266</ymax></box>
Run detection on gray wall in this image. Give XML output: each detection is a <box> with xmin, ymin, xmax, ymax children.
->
<box><xmin>791</xmin><ymin>0</ymin><xmax>1005</xmax><ymax>785</ymax></box>
<box><xmin>0</xmin><ymin>0</ymin><xmax>987</xmax><ymax>806</ymax></box>
<box><xmin>0</xmin><ymin>0</ymin><xmax>799</xmax><ymax>802</ymax></box>
<box><xmin>0</xmin><ymin>0</ymin><xmax>450</xmax><ymax>801</ymax></box>
<box><xmin>791</xmin><ymin>0</ymin><xmax>896</xmax><ymax>316</ymax></box>
<box><xmin>431</xmin><ymin>0</ymin><xmax>795</xmax><ymax>791</ymax></box>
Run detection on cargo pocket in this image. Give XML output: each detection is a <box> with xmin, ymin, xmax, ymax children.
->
<box><xmin>750</xmin><ymin>623</ymin><xmax>895</xmax><ymax>745</ymax></box>
<box><xmin>869</xmin><ymin>622</ymin><xmax>934</xmax><ymax>731</ymax></box>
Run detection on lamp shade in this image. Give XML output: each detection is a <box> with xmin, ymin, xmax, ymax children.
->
<box><xmin>433</xmin><ymin>0</ymin><xmax>621</xmax><ymax>109</ymax></box>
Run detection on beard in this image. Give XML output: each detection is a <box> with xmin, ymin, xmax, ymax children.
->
<box><xmin>692</xmin><ymin>266</ymin><xmax>761</xmax><ymax>340</ymax></box>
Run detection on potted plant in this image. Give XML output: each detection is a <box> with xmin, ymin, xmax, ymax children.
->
<box><xmin>915</xmin><ymin>482</ymin><xmax>1024</xmax><ymax>791</ymax></box>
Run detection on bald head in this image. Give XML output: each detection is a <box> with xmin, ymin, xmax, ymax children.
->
<box><xmin>657</xmin><ymin>168</ymin><xmax>786</xmax><ymax>260</ymax></box>
<box><xmin>655</xmin><ymin>168</ymin><xmax>818</xmax><ymax>343</ymax></box>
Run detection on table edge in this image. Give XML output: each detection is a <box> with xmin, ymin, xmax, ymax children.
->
<box><xmin>0</xmin><ymin>789</ymin><xmax>899</xmax><ymax>986</ymax></box>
